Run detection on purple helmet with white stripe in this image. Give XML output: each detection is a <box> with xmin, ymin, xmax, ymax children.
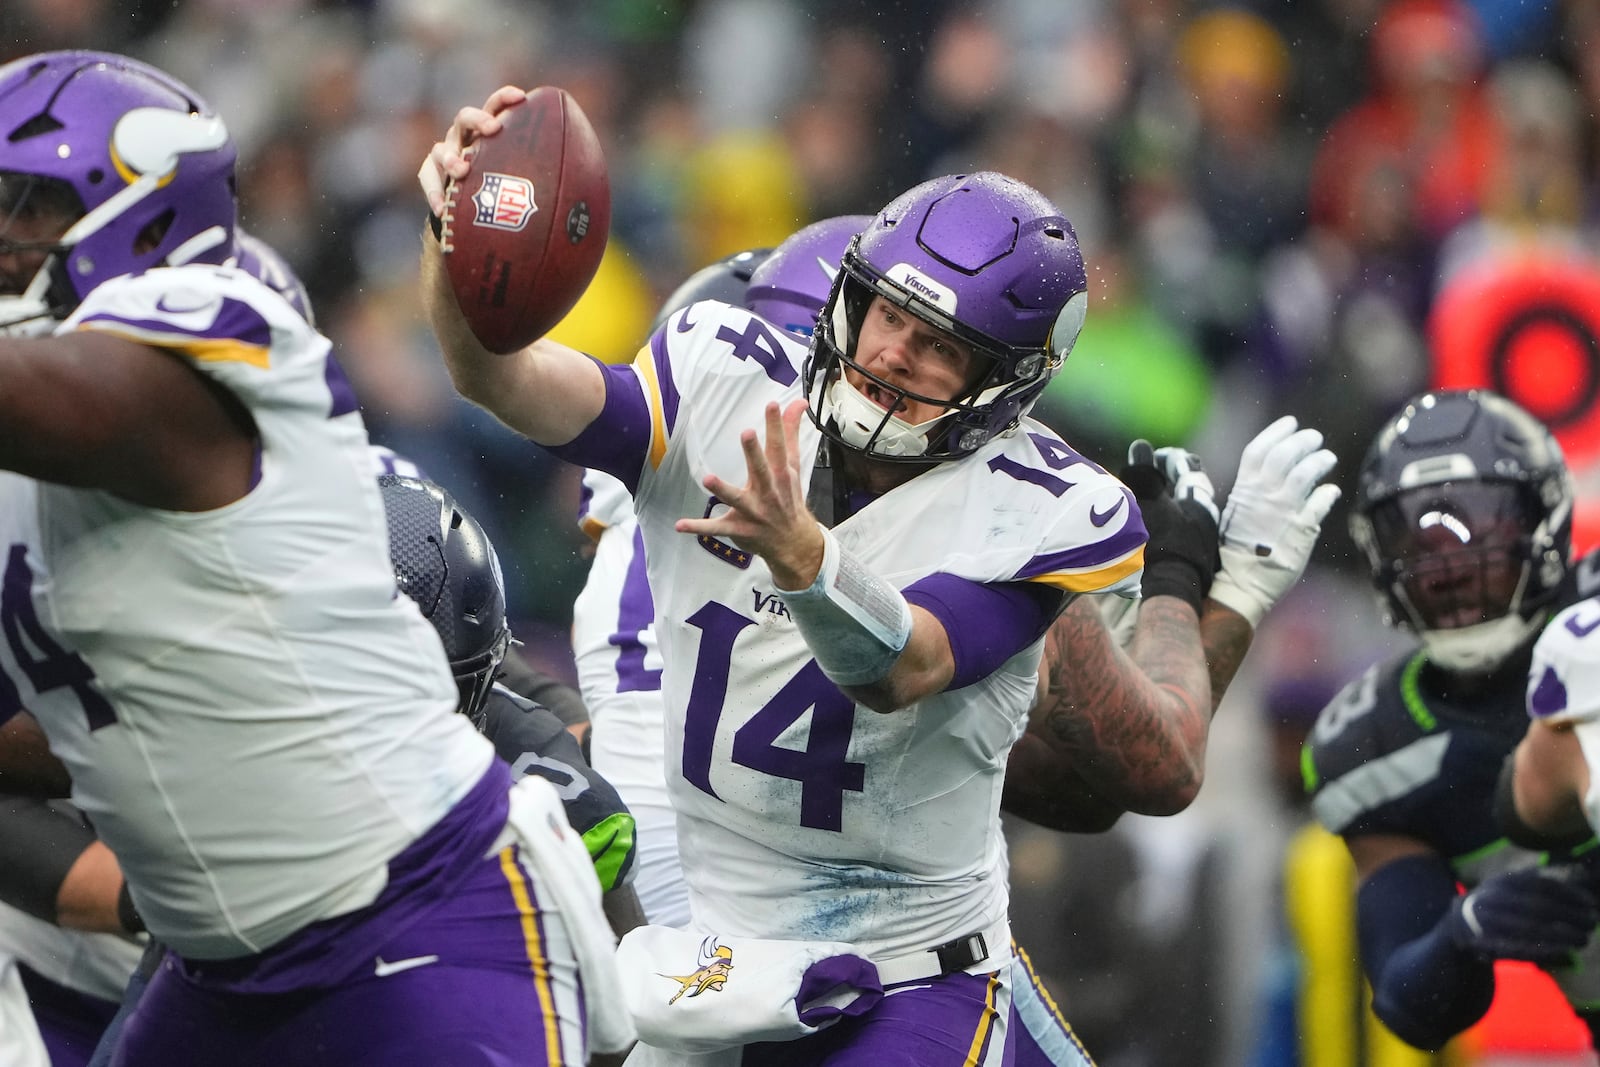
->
<box><xmin>805</xmin><ymin>172</ymin><xmax>1089</xmax><ymax>461</ymax></box>
<box><xmin>745</xmin><ymin>214</ymin><xmax>870</xmax><ymax>337</ymax></box>
<box><xmin>0</xmin><ymin>51</ymin><xmax>237</xmax><ymax>335</ymax></box>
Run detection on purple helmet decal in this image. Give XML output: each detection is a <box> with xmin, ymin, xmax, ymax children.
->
<box><xmin>804</xmin><ymin>172</ymin><xmax>1089</xmax><ymax>461</ymax></box>
<box><xmin>745</xmin><ymin>215</ymin><xmax>870</xmax><ymax>337</ymax></box>
<box><xmin>0</xmin><ymin>51</ymin><xmax>237</xmax><ymax>333</ymax></box>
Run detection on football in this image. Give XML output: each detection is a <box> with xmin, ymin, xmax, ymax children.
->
<box><xmin>439</xmin><ymin>86</ymin><xmax>610</xmax><ymax>354</ymax></box>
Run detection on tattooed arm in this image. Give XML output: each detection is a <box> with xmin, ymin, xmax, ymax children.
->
<box><xmin>1001</xmin><ymin>593</ymin><xmax>1254</xmax><ymax>828</ymax></box>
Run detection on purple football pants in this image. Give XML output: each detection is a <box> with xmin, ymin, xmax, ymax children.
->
<box><xmin>739</xmin><ymin>969</ymin><xmax>1013</xmax><ymax>1066</ymax></box>
<box><xmin>109</xmin><ymin>841</ymin><xmax>586</xmax><ymax>1067</ymax></box>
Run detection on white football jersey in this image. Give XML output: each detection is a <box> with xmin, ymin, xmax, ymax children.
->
<box><xmin>1527</xmin><ymin>595</ymin><xmax>1600</xmax><ymax>835</ymax></box>
<box><xmin>13</xmin><ymin>266</ymin><xmax>493</xmax><ymax>960</ymax></box>
<box><xmin>573</xmin><ymin>469</ymin><xmax>665</xmax><ymax>708</ymax></box>
<box><xmin>605</xmin><ymin>302</ymin><xmax>1143</xmax><ymax>958</ymax></box>
<box><xmin>571</xmin><ymin>469</ymin><xmax>687</xmax><ymax>926</ymax></box>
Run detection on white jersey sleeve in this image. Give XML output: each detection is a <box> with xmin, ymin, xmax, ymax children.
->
<box><xmin>1528</xmin><ymin>596</ymin><xmax>1600</xmax><ymax>842</ymax></box>
<box><xmin>1528</xmin><ymin>597</ymin><xmax>1600</xmax><ymax>726</ymax></box>
<box><xmin>18</xmin><ymin>266</ymin><xmax>494</xmax><ymax>960</ymax></box>
<box><xmin>613</xmin><ymin>303</ymin><xmax>1144</xmax><ymax>959</ymax></box>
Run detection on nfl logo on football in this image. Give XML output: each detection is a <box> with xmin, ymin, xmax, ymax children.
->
<box><xmin>472</xmin><ymin>172</ymin><xmax>538</xmax><ymax>232</ymax></box>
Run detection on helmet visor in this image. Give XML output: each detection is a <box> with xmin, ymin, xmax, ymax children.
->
<box><xmin>1370</xmin><ymin>482</ymin><xmax>1534</xmax><ymax>630</ymax></box>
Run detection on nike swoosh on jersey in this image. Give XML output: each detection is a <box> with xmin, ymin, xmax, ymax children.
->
<box><xmin>676</xmin><ymin>307</ymin><xmax>699</xmax><ymax>332</ymax></box>
<box><xmin>1089</xmin><ymin>497</ymin><xmax>1125</xmax><ymax>527</ymax></box>
<box><xmin>373</xmin><ymin>954</ymin><xmax>440</xmax><ymax>978</ymax></box>
<box><xmin>154</xmin><ymin>291</ymin><xmax>220</xmax><ymax>315</ymax></box>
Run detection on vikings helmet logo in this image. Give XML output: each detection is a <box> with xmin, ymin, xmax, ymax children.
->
<box><xmin>659</xmin><ymin>936</ymin><xmax>734</xmax><ymax>1005</ymax></box>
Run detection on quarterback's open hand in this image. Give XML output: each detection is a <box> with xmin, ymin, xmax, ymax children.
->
<box><xmin>675</xmin><ymin>399</ymin><xmax>825</xmax><ymax>590</ymax></box>
<box><xmin>419</xmin><ymin>85</ymin><xmax>527</xmax><ymax>216</ymax></box>
<box><xmin>1208</xmin><ymin>415</ymin><xmax>1340</xmax><ymax>627</ymax></box>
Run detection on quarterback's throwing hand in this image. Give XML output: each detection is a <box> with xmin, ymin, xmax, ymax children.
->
<box><xmin>1208</xmin><ymin>415</ymin><xmax>1340</xmax><ymax>627</ymax></box>
<box><xmin>676</xmin><ymin>399</ymin><xmax>825</xmax><ymax>589</ymax></box>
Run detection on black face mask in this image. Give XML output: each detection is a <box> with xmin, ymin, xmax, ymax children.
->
<box><xmin>1372</xmin><ymin>481</ymin><xmax>1534</xmax><ymax>630</ymax></box>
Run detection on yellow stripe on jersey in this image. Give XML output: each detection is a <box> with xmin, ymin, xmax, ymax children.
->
<box><xmin>580</xmin><ymin>516</ymin><xmax>607</xmax><ymax>543</ymax></box>
<box><xmin>1025</xmin><ymin>545</ymin><xmax>1145</xmax><ymax>594</ymax></box>
<box><xmin>499</xmin><ymin>844</ymin><xmax>565</xmax><ymax>1067</ymax></box>
<box><xmin>964</xmin><ymin>973</ymin><xmax>1001</xmax><ymax>1066</ymax></box>
<box><xmin>630</xmin><ymin>342</ymin><xmax>669</xmax><ymax>471</ymax></box>
<box><xmin>77</xmin><ymin>323</ymin><xmax>272</xmax><ymax>370</ymax></box>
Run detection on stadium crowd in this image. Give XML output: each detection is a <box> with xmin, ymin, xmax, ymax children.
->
<box><xmin>6</xmin><ymin>0</ymin><xmax>1600</xmax><ymax>1063</ymax></box>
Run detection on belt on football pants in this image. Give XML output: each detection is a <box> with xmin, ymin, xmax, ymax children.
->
<box><xmin>871</xmin><ymin>917</ymin><xmax>1011</xmax><ymax>987</ymax></box>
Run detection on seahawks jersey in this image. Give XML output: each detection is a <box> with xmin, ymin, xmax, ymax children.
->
<box><xmin>479</xmin><ymin>682</ymin><xmax>636</xmax><ymax>892</ymax></box>
<box><xmin>12</xmin><ymin>265</ymin><xmax>494</xmax><ymax>960</ymax></box>
<box><xmin>575</xmin><ymin>301</ymin><xmax>1145</xmax><ymax>959</ymax></box>
<box><xmin>1306</xmin><ymin>548</ymin><xmax>1600</xmax><ymax>1006</ymax></box>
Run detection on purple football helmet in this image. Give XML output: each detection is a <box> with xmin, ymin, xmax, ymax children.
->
<box><xmin>745</xmin><ymin>215</ymin><xmax>870</xmax><ymax>337</ymax></box>
<box><xmin>805</xmin><ymin>172</ymin><xmax>1088</xmax><ymax>461</ymax></box>
<box><xmin>0</xmin><ymin>51</ymin><xmax>237</xmax><ymax>335</ymax></box>
<box><xmin>232</xmin><ymin>230</ymin><xmax>313</xmax><ymax>326</ymax></box>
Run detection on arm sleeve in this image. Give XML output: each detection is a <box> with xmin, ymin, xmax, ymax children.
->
<box><xmin>0</xmin><ymin>797</ymin><xmax>97</xmax><ymax>922</ymax></box>
<box><xmin>1356</xmin><ymin>853</ymin><xmax>1495</xmax><ymax>1051</ymax></box>
<box><xmin>904</xmin><ymin>575</ymin><xmax>1063</xmax><ymax>690</ymax></box>
<box><xmin>544</xmin><ymin>357</ymin><xmax>653</xmax><ymax>495</ymax></box>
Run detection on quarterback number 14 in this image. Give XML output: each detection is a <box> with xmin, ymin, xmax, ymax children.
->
<box><xmin>0</xmin><ymin>544</ymin><xmax>116</xmax><ymax>730</ymax></box>
<box><xmin>681</xmin><ymin>601</ymin><xmax>865</xmax><ymax>831</ymax></box>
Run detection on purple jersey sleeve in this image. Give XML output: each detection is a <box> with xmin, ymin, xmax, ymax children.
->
<box><xmin>904</xmin><ymin>574</ymin><xmax>1063</xmax><ymax>690</ymax></box>
<box><xmin>545</xmin><ymin>356</ymin><xmax>653</xmax><ymax>495</ymax></box>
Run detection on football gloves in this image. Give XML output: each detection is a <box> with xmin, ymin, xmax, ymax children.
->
<box><xmin>1209</xmin><ymin>416</ymin><xmax>1340</xmax><ymax>627</ymax></box>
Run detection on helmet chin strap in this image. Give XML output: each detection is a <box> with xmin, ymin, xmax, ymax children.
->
<box><xmin>824</xmin><ymin>376</ymin><xmax>947</xmax><ymax>458</ymax></box>
<box><xmin>0</xmin><ymin>268</ymin><xmax>61</xmax><ymax>337</ymax></box>
<box><xmin>1421</xmin><ymin>612</ymin><xmax>1543</xmax><ymax>673</ymax></box>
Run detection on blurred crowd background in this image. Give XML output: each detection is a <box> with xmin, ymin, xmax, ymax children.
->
<box><xmin>8</xmin><ymin>0</ymin><xmax>1600</xmax><ymax>1062</ymax></box>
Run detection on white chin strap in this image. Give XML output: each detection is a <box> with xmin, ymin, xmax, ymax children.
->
<box><xmin>1421</xmin><ymin>612</ymin><xmax>1543</xmax><ymax>673</ymax></box>
<box><xmin>824</xmin><ymin>377</ymin><xmax>949</xmax><ymax>458</ymax></box>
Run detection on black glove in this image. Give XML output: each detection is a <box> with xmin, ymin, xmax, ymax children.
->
<box><xmin>1119</xmin><ymin>440</ymin><xmax>1221</xmax><ymax>613</ymax></box>
<box><xmin>1446</xmin><ymin>865</ymin><xmax>1600</xmax><ymax>965</ymax></box>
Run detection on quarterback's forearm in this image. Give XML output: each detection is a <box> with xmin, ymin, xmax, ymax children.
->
<box><xmin>1031</xmin><ymin>594</ymin><xmax>1209</xmax><ymax>815</ymax></box>
<box><xmin>419</xmin><ymin>230</ymin><xmax>605</xmax><ymax>444</ymax></box>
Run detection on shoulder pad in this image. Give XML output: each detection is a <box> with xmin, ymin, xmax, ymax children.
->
<box><xmin>1305</xmin><ymin>654</ymin><xmax>1446</xmax><ymax>833</ymax></box>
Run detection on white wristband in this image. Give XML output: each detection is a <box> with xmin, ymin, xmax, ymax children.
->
<box><xmin>778</xmin><ymin>526</ymin><xmax>913</xmax><ymax>687</ymax></box>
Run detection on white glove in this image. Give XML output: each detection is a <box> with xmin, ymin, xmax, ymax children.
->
<box><xmin>1208</xmin><ymin>415</ymin><xmax>1342</xmax><ymax>627</ymax></box>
